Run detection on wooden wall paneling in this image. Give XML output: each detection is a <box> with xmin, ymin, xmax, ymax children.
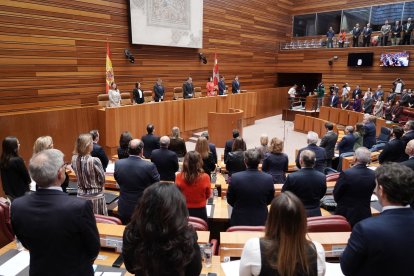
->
<box><xmin>294</xmin><ymin>114</ymin><xmax>305</xmax><ymax>132</ymax></box>
<box><xmin>328</xmin><ymin>107</ymin><xmax>340</xmax><ymax>124</ymax></box>
<box><xmin>338</xmin><ymin>109</ymin><xmax>349</xmax><ymax>126</ymax></box>
<box><xmin>304</xmin><ymin>116</ymin><xmax>314</xmax><ymax>133</ymax></box>
<box><xmin>348</xmin><ymin>111</ymin><xmax>359</xmax><ymax>127</ymax></box>
<box><xmin>183</xmin><ymin>97</ymin><xmax>217</xmax><ymax>131</ymax></box>
<box><xmin>319</xmin><ymin>106</ymin><xmax>330</xmax><ymax>121</ymax></box>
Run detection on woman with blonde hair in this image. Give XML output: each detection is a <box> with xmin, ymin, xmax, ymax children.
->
<box><xmin>195</xmin><ymin>136</ymin><xmax>216</xmax><ymax>178</ymax></box>
<box><xmin>256</xmin><ymin>134</ymin><xmax>269</xmax><ymax>160</ymax></box>
<box><xmin>168</xmin><ymin>126</ymin><xmax>187</xmax><ymax>158</ymax></box>
<box><xmin>239</xmin><ymin>192</ymin><xmax>326</xmax><ymax>276</ymax></box>
<box><xmin>262</xmin><ymin>137</ymin><xmax>289</xmax><ymax>183</ymax></box>
<box><xmin>71</xmin><ymin>133</ymin><xmax>107</xmax><ymax>215</ymax></box>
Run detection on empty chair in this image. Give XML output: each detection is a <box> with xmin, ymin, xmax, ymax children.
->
<box><xmin>120</xmin><ymin>93</ymin><xmax>132</xmax><ymax>105</ymax></box>
<box><xmin>226</xmin><ymin>225</ymin><xmax>265</xmax><ymax>232</ymax></box>
<box><xmin>97</xmin><ymin>94</ymin><xmax>109</xmax><ymax>107</ymax></box>
<box><xmin>0</xmin><ymin>201</ymin><xmax>14</xmax><ymax>247</ymax></box>
<box><xmin>189</xmin><ymin>216</ymin><xmax>208</xmax><ymax>230</ymax></box>
<box><xmin>326</xmin><ymin>172</ymin><xmax>340</xmax><ymax>182</ymax></box>
<box><xmin>94</xmin><ymin>214</ymin><xmax>122</xmax><ymax>225</ymax></box>
<box><xmin>194</xmin><ymin>87</ymin><xmax>202</xmax><ymax>98</ymax></box>
<box><xmin>173</xmin><ymin>87</ymin><xmax>183</xmax><ymax>100</ymax></box>
<box><xmin>143</xmin><ymin>91</ymin><xmax>153</xmax><ymax>103</ymax></box>
<box><xmin>307</xmin><ymin>216</ymin><xmax>351</xmax><ymax>232</ymax></box>
<box><xmin>307</xmin><ymin>215</ymin><xmax>347</xmax><ymax>222</ymax></box>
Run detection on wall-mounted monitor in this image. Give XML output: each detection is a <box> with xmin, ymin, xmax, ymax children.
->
<box><xmin>347</xmin><ymin>52</ymin><xmax>374</xmax><ymax>67</ymax></box>
<box><xmin>380</xmin><ymin>52</ymin><xmax>410</xmax><ymax>67</ymax></box>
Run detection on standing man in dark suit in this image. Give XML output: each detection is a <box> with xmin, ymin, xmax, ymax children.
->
<box><xmin>201</xmin><ymin>131</ymin><xmax>217</xmax><ymax>164</ymax></box>
<box><xmin>351</xmin><ymin>23</ymin><xmax>361</xmax><ymax>47</ymax></box>
<box><xmin>227</xmin><ymin>149</ymin><xmax>274</xmax><ymax>226</ymax></box>
<box><xmin>11</xmin><ymin>149</ymin><xmax>100</xmax><ymax>276</ymax></box>
<box><xmin>337</xmin><ymin>126</ymin><xmax>356</xmax><ymax>156</ymax></box>
<box><xmin>218</xmin><ymin>75</ymin><xmax>226</xmax><ymax>95</ymax></box>
<box><xmin>153</xmin><ymin>78</ymin><xmax>164</xmax><ymax>102</ymax></box>
<box><xmin>333</xmin><ymin>147</ymin><xmax>376</xmax><ymax>227</ymax></box>
<box><xmin>319</xmin><ymin>122</ymin><xmax>338</xmax><ymax>168</ymax></box>
<box><xmin>351</xmin><ymin>85</ymin><xmax>362</xmax><ymax>99</ymax></box>
<box><xmin>330</xmin><ymin>91</ymin><xmax>339</xmax><ymax>108</ymax></box>
<box><xmin>90</xmin><ymin>129</ymin><xmax>109</xmax><ymax>171</ymax></box>
<box><xmin>373</xmin><ymin>85</ymin><xmax>384</xmax><ymax>101</ymax></box>
<box><xmin>296</xmin><ymin>131</ymin><xmax>327</xmax><ymax>173</ymax></box>
<box><xmin>183</xmin><ymin>76</ymin><xmax>194</xmax><ymax>99</ymax></box>
<box><xmin>114</xmin><ymin>139</ymin><xmax>160</xmax><ymax>224</ymax></box>
<box><xmin>402</xmin><ymin>120</ymin><xmax>414</xmax><ymax>145</ymax></box>
<box><xmin>362</xmin><ymin>115</ymin><xmax>376</xmax><ymax>149</ymax></box>
<box><xmin>362</xmin><ymin>92</ymin><xmax>373</xmax><ymax>114</ymax></box>
<box><xmin>231</xmin><ymin>75</ymin><xmax>240</xmax><ymax>94</ymax></box>
<box><xmin>283</xmin><ymin>150</ymin><xmax>327</xmax><ymax>217</ymax></box>
<box><xmin>132</xmin><ymin>81</ymin><xmax>144</xmax><ymax>104</ymax></box>
<box><xmin>391</xmin><ymin>20</ymin><xmax>402</xmax><ymax>45</ymax></box>
<box><xmin>401</xmin><ymin>140</ymin><xmax>414</xmax><ymax>170</ymax></box>
<box><xmin>150</xmin><ymin>136</ymin><xmax>179</xmax><ymax>182</ymax></box>
<box><xmin>141</xmin><ymin>123</ymin><xmax>160</xmax><ymax>159</ymax></box>
<box><xmin>362</xmin><ymin>23</ymin><xmax>372</xmax><ymax>47</ymax></box>
<box><xmin>340</xmin><ymin>163</ymin><xmax>414</xmax><ymax>275</ymax></box>
<box><xmin>402</xmin><ymin>18</ymin><xmax>413</xmax><ymax>45</ymax></box>
<box><xmin>224</xmin><ymin>129</ymin><xmax>240</xmax><ymax>163</ymax></box>
<box><xmin>379</xmin><ymin>126</ymin><xmax>407</xmax><ymax>164</ymax></box>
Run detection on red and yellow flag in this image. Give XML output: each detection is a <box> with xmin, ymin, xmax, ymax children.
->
<box><xmin>213</xmin><ymin>53</ymin><xmax>219</xmax><ymax>86</ymax></box>
<box><xmin>105</xmin><ymin>42</ymin><xmax>114</xmax><ymax>93</ymax></box>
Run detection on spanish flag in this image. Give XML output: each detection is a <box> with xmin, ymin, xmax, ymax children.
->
<box><xmin>105</xmin><ymin>42</ymin><xmax>114</xmax><ymax>93</ymax></box>
<box><xmin>213</xmin><ymin>53</ymin><xmax>219</xmax><ymax>86</ymax></box>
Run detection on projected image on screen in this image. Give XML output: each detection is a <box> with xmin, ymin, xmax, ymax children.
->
<box><xmin>380</xmin><ymin>52</ymin><xmax>410</xmax><ymax>67</ymax></box>
<box><xmin>129</xmin><ymin>0</ymin><xmax>203</xmax><ymax>49</ymax></box>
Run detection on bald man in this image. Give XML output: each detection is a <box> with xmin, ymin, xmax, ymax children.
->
<box><xmin>400</xmin><ymin>140</ymin><xmax>414</xmax><ymax>170</ymax></box>
<box><xmin>151</xmin><ymin>136</ymin><xmax>179</xmax><ymax>182</ymax></box>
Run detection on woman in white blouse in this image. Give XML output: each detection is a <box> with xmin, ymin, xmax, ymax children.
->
<box><xmin>108</xmin><ymin>82</ymin><xmax>121</xmax><ymax>107</ymax></box>
<box><xmin>239</xmin><ymin>191</ymin><xmax>326</xmax><ymax>276</ymax></box>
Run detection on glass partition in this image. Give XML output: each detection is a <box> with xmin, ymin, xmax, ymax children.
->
<box><xmin>341</xmin><ymin>8</ymin><xmax>371</xmax><ymax>32</ymax></box>
<box><xmin>316</xmin><ymin>11</ymin><xmax>342</xmax><ymax>35</ymax></box>
<box><xmin>293</xmin><ymin>14</ymin><xmax>316</xmax><ymax>37</ymax></box>
<box><xmin>403</xmin><ymin>1</ymin><xmax>414</xmax><ymax>24</ymax></box>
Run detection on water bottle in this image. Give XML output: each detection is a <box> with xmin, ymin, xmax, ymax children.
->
<box><xmin>204</xmin><ymin>243</ymin><xmax>212</xmax><ymax>268</ymax></box>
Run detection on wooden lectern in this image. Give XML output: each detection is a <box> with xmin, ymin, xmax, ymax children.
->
<box><xmin>208</xmin><ymin>108</ymin><xmax>244</xmax><ymax>147</ymax></box>
<box><xmin>305</xmin><ymin>95</ymin><xmax>318</xmax><ymax>111</ymax></box>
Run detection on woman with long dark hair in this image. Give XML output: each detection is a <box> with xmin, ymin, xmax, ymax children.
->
<box><xmin>118</xmin><ymin>131</ymin><xmax>133</xmax><ymax>159</ymax></box>
<box><xmin>122</xmin><ymin>182</ymin><xmax>202</xmax><ymax>276</ymax></box>
<box><xmin>226</xmin><ymin>137</ymin><xmax>247</xmax><ymax>176</ymax></box>
<box><xmin>239</xmin><ymin>192</ymin><xmax>326</xmax><ymax>276</ymax></box>
<box><xmin>176</xmin><ymin>151</ymin><xmax>211</xmax><ymax>222</ymax></box>
<box><xmin>194</xmin><ymin>137</ymin><xmax>216</xmax><ymax>178</ymax></box>
<box><xmin>0</xmin><ymin>136</ymin><xmax>30</xmax><ymax>201</ymax></box>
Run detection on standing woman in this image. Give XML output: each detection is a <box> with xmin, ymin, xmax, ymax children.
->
<box><xmin>118</xmin><ymin>131</ymin><xmax>133</xmax><ymax>160</ymax></box>
<box><xmin>226</xmin><ymin>137</ymin><xmax>247</xmax><ymax>177</ymax></box>
<box><xmin>122</xmin><ymin>182</ymin><xmax>202</xmax><ymax>276</ymax></box>
<box><xmin>206</xmin><ymin>77</ymin><xmax>216</xmax><ymax>96</ymax></box>
<box><xmin>239</xmin><ymin>192</ymin><xmax>326</xmax><ymax>276</ymax></box>
<box><xmin>353</xmin><ymin>123</ymin><xmax>365</xmax><ymax>151</ymax></box>
<box><xmin>262</xmin><ymin>137</ymin><xmax>289</xmax><ymax>184</ymax></box>
<box><xmin>195</xmin><ymin>137</ymin><xmax>216</xmax><ymax>178</ymax></box>
<box><xmin>71</xmin><ymin>133</ymin><xmax>107</xmax><ymax>215</ymax></box>
<box><xmin>132</xmin><ymin>82</ymin><xmax>144</xmax><ymax>104</ymax></box>
<box><xmin>341</xmin><ymin>94</ymin><xmax>350</xmax><ymax>110</ymax></box>
<box><xmin>373</xmin><ymin>96</ymin><xmax>384</xmax><ymax>118</ymax></box>
<box><xmin>0</xmin><ymin>136</ymin><xmax>30</xmax><ymax>201</ymax></box>
<box><xmin>175</xmin><ymin>151</ymin><xmax>211</xmax><ymax>222</ymax></box>
<box><xmin>352</xmin><ymin>94</ymin><xmax>362</xmax><ymax>112</ymax></box>
<box><xmin>169</xmin><ymin>126</ymin><xmax>187</xmax><ymax>159</ymax></box>
<box><xmin>108</xmin><ymin>82</ymin><xmax>121</xmax><ymax>107</ymax></box>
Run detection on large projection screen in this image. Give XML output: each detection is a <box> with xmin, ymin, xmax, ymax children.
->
<box><xmin>129</xmin><ymin>0</ymin><xmax>203</xmax><ymax>49</ymax></box>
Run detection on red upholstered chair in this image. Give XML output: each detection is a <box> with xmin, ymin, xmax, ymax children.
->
<box><xmin>307</xmin><ymin>215</ymin><xmax>347</xmax><ymax>222</ymax></box>
<box><xmin>0</xmin><ymin>201</ymin><xmax>15</xmax><ymax>248</ymax></box>
<box><xmin>187</xmin><ymin>217</ymin><xmax>218</xmax><ymax>255</ymax></box>
<box><xmin>189</xmin><ymin>221</ymin><xmax>208</xmax><ymax>231</ymax></box>
<box><xmin>226</xmin><ymin>226</ymin><xmax>265</xmax><ymax>232</ymax></box>
<box><xmin>307</xmin><ymin>217</ymin><xmax>351</xmax><ymax>232</ymax></box>
<box><xmin>94</xmin><ymin>214</ymin><xmax>122</xmax><ymax>225</ymax></box>
<box><xmin>326</xmin><ymin>172</ymin><xmax>340</xmax><ymax>182</ymax></box>
<box><xmin>189</xmin><ymin>216</ymin><xmax>208</xmax><ymax>230</ymax></box>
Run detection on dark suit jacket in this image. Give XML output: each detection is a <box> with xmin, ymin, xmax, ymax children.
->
<box><xmin>150</xmin><ymin>148</ymin><xmax>179</xmax><ymax>182</ymax></box>
<box><xmin>153</xmin><ymin>83</ymin><xmax>164</xmax><ymax>102</ymax></box>
<box><xmin>378</xmin><ymin>138</ymin><xmax>407</xmax><ymax>164</ymax></box>
<box><xmin>330</xmin><ymin>95</ymin><xmax>339</xmax><ymax>107</ymax></box>
<box><xmin>168</xmin><ymin>137</ymin><xmax>187</xmax><ymax>158</ymax></box>
<box><xmin>91</xmin><ymin>143</ymin><xmax>109</xmax><ymax>171</ymax></box>
<box><xmin>209</xmin><ymin>143</ymin><xmax>217</xmax><ymax>164</ymax></box>
<box><xmin>218</xmin><ymin>80</ymin><xmax>226</xmax><ymax>95</ymax></box>
<box><xmin>338</xmin><ymin>134</ymin><xmax>356</xmax><ymax>155</ymax></box>
<box><xmin>141</xmin><ymin>133</ymin><xmax>160</xmax><ymax>159</ymax></box>
<box><xmin>403</xmin><ymin>22</ymin><xmax>414</xmax><ymax>34</ymax></box>
<box><xmin>0</xmin><ymin>156</ymin><xmax>30</xmax><ymax>199</ymax></box>
<box><xmin>341</xmin><ymin>208</ymin><xmax>414</xmax><ymax>276</ymax></box>
<box><xmin>282</xmin><ymin>168</ymin><xmax>327</xmax><ymax>216</ymax></box>
<box><xmin>363</xmin><ymin>97</ymin><xmax>373</xmax><ymax>113</ymax></box>
<box><xmin>231</xmin><ymin>80</ymin><xmax>240</xmax><ymax>94</ymax></box>
<box><xmin>224</xmin><ymin>139</ymin><xmax>234</xmax><ymax>163</ymax></box>
<box><xmin>114</xmin><ymin>156</ymin><xmax>160</xmax><ymax>223</ymax></box>
<box><xmin>401</xmin><ymin>157</ymin><xmax>414</xmax><ymax>170</ymax></box>
<box><xmin>320</xmin><ymin>131</ymin><xmax>338</xmax><ymax>160</ymax></box>
<box><xmin>132</xmin><ymin>88</ymin><xmax>144</xmax><ymax>104</ymax></box>
<box><xmin>401</xmin><ymin>130</ymin><xmax>414</xmax><ymax>145</ymax></box>
<box><xmin>226</xmin><ymin>151</ymin><xmax>246</xmax><ymax>176</ymax></box>
<box><xmin>363</xmin><ymin>122</ymin><xmax>376</xmax><ymax>149</ymax></box>
<box><xmin>392</xmin><ymin>25</ymin><xmax>402</xmax><ymax>37</ymax></box>
<box><xmin>227</xmin><ymin>169</ymin><xmax>274</xmax><ymax>226</ymax></box>
<box><xmin>333</xmin><ymin>164</ymin><xmax>376</xmax><ymax>226</ymax></box>
<box><xmin>262</xmin><ymin>153</ymin><xmax>289</xmax><ymax>184</ymax></box>
<box><xmin>352</xmin><ymin>89</ymin><xmax>362</xmax><ymax>99</ymax></box>
<box><xmin>183</xmin><ymin>82</ymin><xmax>194</xmax><ymax>99</ymax></box>
<box><xmin>352</xmin><ymin>99</ymin><xmax>362</xmax><ymax>112</ymax></box>
<box><xmin>11</xmin><ymin>189</ymin><xmax>100</xmax><ymax>276</ymax></box>
<box><xmin>296</xmin><ymin>144</ymin><xmax>327</xmax><ymax>173</ymax></box>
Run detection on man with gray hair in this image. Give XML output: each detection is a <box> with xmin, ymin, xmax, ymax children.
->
<box><xmin>11</xmin><ymin>149</ymin><xmax>100</xmax><ymax>276</ymax></box>
<box><xmin>283</xmin><ymin>150</ymin><xmax>327</xmax><ymax>217</ymax></box>
<box><xmin>201</xmin><ymin>131</ymin><xmax>217</xmax><ymax>163</ymax></box>
<box><xmin>115</xmin><ymin>139</ymin><xmax>160</xmax><ymax>224</ymax></box>
<box><xmin>337</xmin><ymin>126</ymin><xmax>356</xmax><ymax>156</ymax></box>
<box><xmin>227</xmin><ymin>149</ymin><xmax>275</xmax><ymax>226</ymax></box>
<box><xmin>400</xmin><ymin>140</ymin><xmax>414</xmax><ymax>170</ymax></box>
<box><xmin>333</xmin><ymin>147</ymin><xmax>376</xmax><ymax>226</ymax></box>
<box><xmin>402</xmin><ymin>120</ymin><xmax>414</xmax><ymax>145</ymax></box>
<box><xmin>296</xmin><ymin>131</ymin><xmax>327</xmax><ymax>173</ymax></box>
<box><xmin>151</xmin><ymin>136</ymin><xmax>179</xmax><ymax>182</ymax></box>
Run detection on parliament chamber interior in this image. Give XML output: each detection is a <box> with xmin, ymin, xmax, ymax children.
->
<box><xmin>1</xmin><ymin>0</ymin><xmax>414</xmax><ymax>275</ymax></box>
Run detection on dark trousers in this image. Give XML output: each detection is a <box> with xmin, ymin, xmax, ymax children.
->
<box><xmin>353</xmin><ymin>36</ymin><xmax>359</xmax><ymax>47</ymax></box>
<box><xmin>381</xmin><ymin>35</ymin><xmax>389</xmax><ymax>46</ymax></box>
<box><xmin>363</xmin><ymin>35</ymin><xmax>371</xmax><ymax>47</ymax></box>
<box><xmin>306</xmin><ymin>207</ymin><xmax>322</xmax><ymax>217</ymax></box>
<box><xmin>402</xmin><ymin>34</ymin><xmax>411</xmax><ymax>45</ymax></box>
<box><xmin>189</xmin><ymin>207</ymin><xmax>208</xmax><ymax>223</ymax></box>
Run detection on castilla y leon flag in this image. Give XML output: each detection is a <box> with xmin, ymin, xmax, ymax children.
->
<box><xmin>213</xmin><ymin>53</ymin><xmax>219</xmax><ymax>86</ymax></box>
<box><xmin>105</xmin><ymin>42</ymin><xmax>114</xmax><ymax>93</ymax></box>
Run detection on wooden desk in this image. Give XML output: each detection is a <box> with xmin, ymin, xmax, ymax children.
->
<box><xmin>219</xmin><ymin>231</ymin><xmax>350</xmax><ymax>261</ymax></box>
<box><xmin>68</xmin><ymin>171</ymin><xmax>119</xmax><ymax>190</ymax></box>
<box><xmin>342</xmin><ymin>151</ymin><xmax>380</xmax><ymax>171</ymax></box>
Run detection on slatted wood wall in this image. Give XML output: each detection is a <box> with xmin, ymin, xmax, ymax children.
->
<box><xmin>0</xmin><ymin>0</ymin><xmax>292</xmax><ymax>113</ymax></box>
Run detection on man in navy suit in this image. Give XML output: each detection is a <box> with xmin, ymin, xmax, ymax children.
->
<box><xmin>337</xmin><ymin>126</ymin><xmax>356</xmax><ymax>156</ymax></box>
<box><xmin>218</xmin><ymin>75</ymin><xmax>226</xmax><ymax>95</ymax></box>
<box><xmin>114</xmin><ymin>139</ymin><xmax>160</xmax><ymax>224</ymax></box>
<box><xmin>224</xmin><ymin>129</ymin><xmax>240</xmax><ymax>163</ymax></box>
<box><xmin>402</xmin><ymin>120</ymin><xmax>414</xmax><ymax>145</ymax></box>
<box><xmin>201</xmin><ymin>131</ymin><xmax>217</xmax><ymax>164</ymax></box>
<box><xmin>340</xmin><ymin>163</ymin><xmax>414</xmax><ymax>275</ymax></box>
<box><xmin>362</xmin><ymin>115</ymin><xmax>376</xmax><ymax>149</ymax></box>
<box><xmin>351</xmin><ymin>85</ymin><xmax>362</xmax><ymax>99</ymax></box>
<box><xmin>153</xmin><ymin>78</ymin><xmax>164</xmax><ymax>102</ymax></box>
<box><xmin>319</xmin><ymin>122</ymin><xmax>338</xmax><ymax>168</ymax></box>
<box><xmin>183</xmin><ymin>76</ymin><xmax>194</xmax><ymax>99</ymax></box>
<box><xmin>231</xmin><ymin>75</ymin><xmax>240</xmax><ymax>94</ymax></box>
<box><xmin>90</xmin><ymin>129</ymin><xmax>109</xmax><ymax>171</ymax></box>
<box><xmin>141</xmin><ymin>124</ymin><xmax>160</xmax><ymax>159</ymax></box>
<box><xmin>330</xmin><ymin>91</ymin><xmax>339</xmax><ymax>108</ymax></box>
<box><xmin>296</xmin><ymin>131</ymin><xmax>327</xmax><ymax>173</ymax></box>
<box><xmin>373</xmin><ymin>85</ymin><xmax>384</xmax><ymax>101</ymax></box>
<box><xmin>150</xmin><ymin>136</ymin><xmax>179</xmax><ymax>182</ymax></box>
<box><xmin>378</xmin><ymin>126</ymin><xmax>407</xmax><ymax>164</ymax></box>
<box><xmin>283</xmin><ymin>150</ymin><xmax>327</xmax><ymax>217</ymax></box>
<box><xmin>227</xmin><ymin>149</ymin><xmax>274</xmax><ymax>226</ymax></box>
<box><xmin>401</xmin><ymin>140</ymin><xmax>414</xmax><ymax>170</ymax></box>
<box><xmin>334</xmin><ymin>147</ymin><xmax>376</xmax><ymax>227</ymax></box>
<box><xmin>11</xmin><ymin>149</ymin><xmax>100</xmax><ymax>276</ymax></box>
